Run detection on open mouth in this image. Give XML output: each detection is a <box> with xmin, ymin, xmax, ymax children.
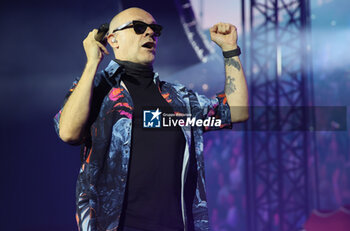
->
<box><xmin>142</xmin><ymin>42</ymin><xmax>155</xmax><ymax>49</ymax></box>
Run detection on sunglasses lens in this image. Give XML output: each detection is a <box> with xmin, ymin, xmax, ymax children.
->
<box><xmin>132</xmin><ymin>21</ymin><xmax>162</xmax><ymax>37</ymax></box>
<box><xmin>133</xmin><ymin>22</ymin><xmax>147</xmax><ymax>34</ymax></box>
<box><xmin>150</xmin><ymin>25</ymin><xmax>162</xmax><ymax>36</ymax></box>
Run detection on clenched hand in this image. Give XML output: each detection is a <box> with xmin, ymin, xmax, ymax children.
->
<box><xmin>83</xmin><ymin>29</ymin><xmax>109</xmax><ymax>63</ymax></box>
<box><xmin>209</xmin><ymin>23</ymin><xmax>238</xmax><ymax>51</ymax></box>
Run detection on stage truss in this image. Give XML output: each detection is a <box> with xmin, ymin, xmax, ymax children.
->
<box><xmin>244</xmin><ymin>0</ymin><xmax>317</xmax><ymax>231</ymax></box>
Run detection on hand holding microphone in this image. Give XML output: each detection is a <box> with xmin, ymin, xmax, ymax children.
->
<box><xmin>83</xmin><ymin>23</ymin><xmax>110</xmax><ymax>64</ymax></box>
<box><xmin>94</xmin><ymin>23</ymin><xmax>109</xmax><ymax>45</ymax></box>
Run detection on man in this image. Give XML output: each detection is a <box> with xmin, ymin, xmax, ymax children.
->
<box><xmin>54</xmin><ymin>7</ymin><xmax>248</xmax><ymax>231</ymax></box>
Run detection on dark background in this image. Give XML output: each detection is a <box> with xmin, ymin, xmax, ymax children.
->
<box><xmin>0</xmin><ymin>0</ymin><xmax>206</xmax><ymax>230</ymax></box>
<box><xmin>1</xmin><ymin>0</ymin><xmax>350</xmax><ymax>230</ymax></box>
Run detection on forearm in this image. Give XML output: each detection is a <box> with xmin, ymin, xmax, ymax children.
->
<box><xmin>209</xmin><ymin>22</ymin><xmax>249</xmax><ymax>122</ymax></box>
<box><xmin>224</xmin><ymin>56</ymin><xmax>249</xmax><ymax>122</ymax></box>
<box><xmin>59</xmin><ymin>61</ymin><xmax>99</xmax><ymax>143</ymax></box>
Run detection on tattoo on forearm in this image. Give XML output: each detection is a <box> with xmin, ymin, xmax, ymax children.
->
<box><xmin>225</xmin><ymin>76</ymin><xmax>236</xmax><ymax>95</ymax></box>
<box><xmin>224</xmin><ymin>57</ymin><xmax>241</xmax><ymax>71</ymax></box>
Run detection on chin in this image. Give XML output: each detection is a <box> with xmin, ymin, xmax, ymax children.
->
<box><xmin>140</xmin><ymin>55</ymin><xmax>155</xmax><ymax>65</ymax></box>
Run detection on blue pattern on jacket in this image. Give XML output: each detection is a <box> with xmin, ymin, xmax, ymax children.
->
<box><xmin>54</xmin><ymin>60</ymin><xmax>232</xmax><ymax>231</ymax></box>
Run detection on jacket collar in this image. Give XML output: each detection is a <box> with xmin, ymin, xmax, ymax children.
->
<box><xmin>104</xmin><ymin>60</ymin><xmax>160</xmax><ymax>86</ymax></box>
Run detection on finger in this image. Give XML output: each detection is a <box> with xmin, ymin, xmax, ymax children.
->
<box><xmin>220</xmin><ymin>23</ymin><xmax>228</xmax><ymax>34</ymax></box>
<box><xmin>223</xmin><ymin>23</ymin><xmax>227</xmax><ymax>33</ymax></box>
<box><xmin>218</xmin><ymin>23</ymin><xmax>224</xmax><ymax>33</ymax></box>
<box><xmin>87</xmin><ymin>29</ymin><xmax>98</xmax><ymax>40</ymax></box>
<box><xmin>222</xmin><ymin>24</ymin><xmax>228</xmax><ymax>33</ymax></box>
<box><xmin>91</xmin><ymin>29</ymin><xmax>98</xmax><ymax>35</ymax></box>
<box><xmin>210</xmin><ymin>24</ymin><xmax>218</xmax><ymax>33</ymax></box>
<box><xmin>85</xmin><ymin>29</ymin><xmax>96</xmax><ymax>42</ymax></box>
<box><xmin>88</xmin><ymin>29</ymin><xmax>97</xmax><ymax>36</ymax></box>
<box><xmin>96</xmin><ymin>42</ymin><xmax>109</xmax><ymax>55</ymax></box>
<box><xmin>231</xmin><ymin>25</ymin><xmax>237</xmax><ymax>32</ymax></box>
<box><xmin>225</xmin><ymin>24</ymin><xmax>230</xmax><ymax>33</ymax></box>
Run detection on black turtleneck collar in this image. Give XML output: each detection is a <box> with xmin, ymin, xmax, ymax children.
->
<box><xmin>115</xmin><ymin>59</ymin><xmax>154</xmax><ymax>79</ymax></box>
<box><xmin>115</xmin><ymin>59</ymin><xmax>155</xmax><ymax>89</ymax></box>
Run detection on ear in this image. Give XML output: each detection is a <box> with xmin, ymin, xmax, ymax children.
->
<box><xmin>107</xmin><ymin>34</ymin><xmax>119</xmax><ymax>48</ymax></box>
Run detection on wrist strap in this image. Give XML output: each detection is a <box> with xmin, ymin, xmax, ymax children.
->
<box><xmin>223</xmin><ymin>46</ymin><xmax>241</xmax><ymax>58</ymax></box>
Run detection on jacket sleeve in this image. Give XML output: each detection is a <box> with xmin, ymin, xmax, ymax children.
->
<box><xmin>195</xmin><ymin>90</ymin><xmax>233</xmax><ymax>132</ymax></box>
<box><xmin>53</xmin><ymin>72</ymin><xmax>106</xmax><ymax>138</ymax></box>
<box><xmin>53</xmin><ymin>77</ymin><xmax>80</xmax><ymax>137</ymax></box>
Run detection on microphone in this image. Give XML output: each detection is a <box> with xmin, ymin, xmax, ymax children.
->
<box><xmin>94</xmin><ymin>23</ymin><xmax>109</xmax><ymax>45</ymax></box>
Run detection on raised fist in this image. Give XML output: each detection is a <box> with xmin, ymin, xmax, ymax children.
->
<box><xmin>209</xmin><ymin>23</ymin><xmax>238</xmax><ymax>51</ymax></box>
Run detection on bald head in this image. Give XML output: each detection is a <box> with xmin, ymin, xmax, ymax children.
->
<box><xmin>109</xmin><ymin>7</ymin><xmax>156</xmax><ymax>35</ymax></box>
<box><xmin>106</xmin><ymin>7</ymin><xmax>159</xmax><ymax>65</ymax></box>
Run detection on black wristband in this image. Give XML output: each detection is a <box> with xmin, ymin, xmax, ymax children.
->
<box><xmin>222</xmin><ymin>46</ymin><xmax>241</xmax><ymax>58</ymax></box>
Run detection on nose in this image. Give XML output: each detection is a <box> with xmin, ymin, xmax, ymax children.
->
<box><xmin>144</xmin><ymin>26</ymin><xmax>156</xmax><ymax>39</ymax></box>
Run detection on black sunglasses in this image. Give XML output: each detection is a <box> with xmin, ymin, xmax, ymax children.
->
<box><xmin>112</xmin><ymin>20</ymin><xmax>163</xmax><ymax>37</ymax></box>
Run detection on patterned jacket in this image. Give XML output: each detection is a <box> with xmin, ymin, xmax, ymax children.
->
<box><xmin>54</xmin><ymin>60</ymin><xmax>232</xmax><ymax>231</ymax></box>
